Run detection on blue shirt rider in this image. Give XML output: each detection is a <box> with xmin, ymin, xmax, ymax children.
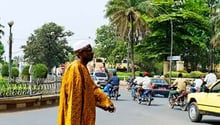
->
<box><xmin>104</xmin><ymin>72</ymin><xmax>120</xmax><ymax>96</ymax></box>
<box><xmin>109</xmin><ymin>72</ymin><xmax>120</xmax><ymax>86</ymax></box>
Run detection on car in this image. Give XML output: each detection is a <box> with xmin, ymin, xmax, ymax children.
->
<box><xmin>151</xmin><ymin>78</ymin><xmax>170</xmax><ymax>98</ymax></box>
<box><xmin>91</xmin><ymin>75</ymin><xmax>99</xmax><ymax>85</ymax></box>
<box><xmin>187</xmin><ymin>80</ymin><xmax>220</xmax><ymax>122</ymax></box>
<box><xmin>92</xmin><ymin>72</ymin><xmax>109</xmax><ymax>88</ymax></box>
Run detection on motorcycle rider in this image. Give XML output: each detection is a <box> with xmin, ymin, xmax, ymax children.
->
<box><xmin>139</xmin><ymin>71</ymin><xmax>154</xmax><ymax>101</ymax></box>
<box><xmin>168</xmin><ymin>73</ymin><xmax>187</xmax><ymax>100</ymax></box>
<box><xmin>190</xmin><ymin>76</ymin><xmax>204</xmax><ymax>93</ymax></box>
<box><xmin>127</xmin><ymin>75</ymin><xmax>134</xmax><ymax>90</ymax></box>
<box><xmin>204</xmin><ymin>70</ymin><xmax>217</xmax><ymax>89</ymax></box>
<box><xmin>133</xmin><ymin>73</ymin><xmax>144</xmax><ymax>97</ymax></box>
<box><xmin>104</xmin><ymin>72</ymin><xmax>120</xmax><ymax>97</ymax></box>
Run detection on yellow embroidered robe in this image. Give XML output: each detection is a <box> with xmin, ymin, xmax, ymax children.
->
<box><xmin>58</xmin><ymin>60</ymin><xmax>113</xmax><ymax>125</ymax></box>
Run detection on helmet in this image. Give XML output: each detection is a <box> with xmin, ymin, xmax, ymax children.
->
<box><xmin>143</xmin><ymin>71</ymin><xmax>149</xmax><ymax>76</ymax></box>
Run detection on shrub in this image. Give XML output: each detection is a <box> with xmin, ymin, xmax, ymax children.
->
<box><xmin>21</xmin><ymin>66</ymin><xmax>30</xmax><ymax>80</ymax></box>
<box><xmin>33</xmin><ymin>64</ymin><xmax>48</xmax><ymax>79</ymax></box>
<box><xmin>188</xmin><ymin>71</ymin><xmax>205</xmax><ymax>78</ymax></box>
<box><xmin>1</xmin><ymin>64</ymin><xmax>8</xmax><ymax>77</ymax></box>
<box><xmin>11</xmin><ymin>67</ymin><xmax>19</xmax><ymax>82</ymax></box>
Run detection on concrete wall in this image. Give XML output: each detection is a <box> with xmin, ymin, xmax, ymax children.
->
<box><xmin>0</xmin><ymin>94</ymin><xmax>59</xmax><ymax>112</ymax></box>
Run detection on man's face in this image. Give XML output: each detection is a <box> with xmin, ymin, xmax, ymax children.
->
<box><xmin>80</xmin><ymin>44</ymin><xmax>94</xmax><ymax>62</ymax></box>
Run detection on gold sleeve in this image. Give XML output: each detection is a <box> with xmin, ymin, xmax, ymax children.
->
<box><xmin>94</xmin><ymin>87</ymin><xmax>113</xmax><ymax>110</ymax></box>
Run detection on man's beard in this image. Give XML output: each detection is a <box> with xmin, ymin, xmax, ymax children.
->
<box><xmin>84</xmin><ymin>55</ymin><xmax>93</xmax><ymax>63</ymax></box>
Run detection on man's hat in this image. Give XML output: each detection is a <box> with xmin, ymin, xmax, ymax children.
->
<box><xmin>144</xmin><ymin>71</ymin><xmax>149</xmax><ymax>76</ymax></box>
<box><xmin>73</xmin><ymin>39</ymin><xmax>93</xmax><ymax>51</ymax></box>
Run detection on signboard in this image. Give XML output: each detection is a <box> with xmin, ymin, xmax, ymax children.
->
<box><xmin>167</xmin><ymin>56</ymin><xmax>181</xmax><ymax>61</ymax></box>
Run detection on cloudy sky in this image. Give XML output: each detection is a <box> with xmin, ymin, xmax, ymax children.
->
<box><xmin>0</xmin><ymin>0</ymin><xmax>109</xmax><ymax>60</ymax></box>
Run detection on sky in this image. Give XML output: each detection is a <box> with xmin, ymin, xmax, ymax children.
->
<box><xmin>0</xmin><ymin>0</ymin><xmax>109</xmax><ymax>61</ymax></box>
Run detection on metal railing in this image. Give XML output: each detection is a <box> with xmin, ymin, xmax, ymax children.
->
<box><xmin>0</xmin><ymin>76</ymin><xmax>61</xmax><ymax>98</ymax></box>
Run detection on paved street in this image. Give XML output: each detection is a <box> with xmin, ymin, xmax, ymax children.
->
<box><xmin>0</xmin><ymin>87</ymin><xmax>219</xmax><ymax>125</ymax></box>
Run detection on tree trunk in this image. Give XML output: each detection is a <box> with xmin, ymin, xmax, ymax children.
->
<box><xmin>130</xmin><ymin>19</ymin><xmax>135</xmax><ymax>78</ymax></box>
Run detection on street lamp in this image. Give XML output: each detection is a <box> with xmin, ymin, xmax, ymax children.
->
<box><xmin>8</xmin><ymin>21</ymin><xmax>14</xmax><ymax>83</ymax></box>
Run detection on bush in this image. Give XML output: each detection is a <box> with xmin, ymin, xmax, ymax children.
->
<box><xmin>11</xmin><ymin>67</ymin><xmax>19</xmax><ymax>82</ymax></box>
<box><xmin>11</xmin><ymin>67</ymin><xmax>19</xmax><ymax>78</ymax></box>
<box><xmin>21</xmin><ymin>66</ymin><xmax>30</xmax><ymax>80</ymax></box>
<box><xmin>1</xmin><ymin>64</ymin><xmax>8</xmax><ymax>77</ymax></box>
<box><xmin>188</xmin><ymin>71</ymin><xmax>205</xmax><ymax>78</ymax></box>
<box><xmin>33</xmin><ymin>64</ymin><xmax>48</xmax><ymax>79</ymax></box>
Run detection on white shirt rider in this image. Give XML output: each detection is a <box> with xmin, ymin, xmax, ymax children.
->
<box><xmin>133</xmin><ymin>76</ymin><xmax>144</xmax><ymax>87</ymax></box>
<box><xmin>204</xmin><ymin>72</ymin><xmax>217</xmax><ymax>88</ymax></box>
<box><xmin>193</xmin><ymin>78</ymin><xmax>203</xmax><ymax>91</ymax></box>
<box><xmin>142</xmin><ymin>76</ymin><xmax>152</xmax><ymax>90</ymax></box>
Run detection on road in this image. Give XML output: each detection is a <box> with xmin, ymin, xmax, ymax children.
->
<box><xmin>0</xmin><ymin>87</ymin><xmax>219</xmax><ymax>125</ymax></box>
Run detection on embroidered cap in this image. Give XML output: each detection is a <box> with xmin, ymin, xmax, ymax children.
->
<box><xmin>73</xmin><ymin>39</ymin><xmax>93</xmax><ymax>51</ymax></box>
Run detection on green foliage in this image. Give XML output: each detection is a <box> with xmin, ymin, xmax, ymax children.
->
<box><xmin>145</xmin><ymin>0</ymin><xmax>211</xmax><ymax>72</ymax></box>
<box><xmin>164</xmin><ymin>70</ymin><xmax>207</xmax><ymax>79</ymax></box>
<box><xmin>22</xmin><ymin>22</ymin><xmax>73</xmax><ymax>71</ymax></box>
<box><xmin>32</xmin><ymin>64</ymin><xmax>48</xmax><ymax>78</ymax></box>
<box><xmin>1</xmin><ymin>64</ymin><xmax>8</xmax><ymax>77</ymax></box>
<box><xmin>188</xmin><ymin>71</ymin><xmax>205</xmax><ymax>78</ymax></box>
<box><xmin>95</xmin><ymin>25</ymin><xmax>127</xmax><ymax>65</ymax></box>
<box><xmin>0</xmin><ymin>21</ymin><xmax>5</xmax><ymax>62</ymax></box>
<box><xmin>101</xmin><ymin>0</ymin><xmax>212</xmax><ymax>74</ymax></box>
<box><xmin>11</xmin><ymin>67</ymin><xmax>19</xmax><ymax>83</ymax></box>
<box><xmin>21</xmin><ymin>65</ymin><xmax>30</xmax><ymax>80</ymax></box>
<box><xmin>105</xmin><ymin>0</ymin><xmax>153</xmax><ymax>77</ymax></box>
<box><xmin>11</xmin><ymin>67</ymin><xmax>19</xmax><ymax>78</ymax></box>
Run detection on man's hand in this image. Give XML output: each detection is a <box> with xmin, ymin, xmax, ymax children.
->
<box><xmin>107</xmin><ymin>104</ymin><xmax>116</xmax><ymax>113</ymax></box>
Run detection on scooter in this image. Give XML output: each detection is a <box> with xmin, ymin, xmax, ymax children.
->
<box><xmin>137</xmin><ymin>89</ymin><xmax>153</xmax><ymax>106</ymax></box>
<box><xmin>103</xmin><ymin>84</ymin><xmax>120</xmax><ymax>100</ymax></box>
<box><xmin>109</xmin><ymin>86</ymin><xmax>120</xmax><ymax>100</ymax></box>
<box><xmin>131</xmin><ymin>83</ymin><xmax>137</xmax><ymax>101</ymax></box>
<box><xmin>168</xmin><ymin>90</ymin><xmax>188</xmax><ymax>111</ymax></box>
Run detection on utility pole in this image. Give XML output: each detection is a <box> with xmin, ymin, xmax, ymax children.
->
<box><xmin>8</xmin><ymin>21</ymin><xmax>14</xmax><ymax>83</ymax></box>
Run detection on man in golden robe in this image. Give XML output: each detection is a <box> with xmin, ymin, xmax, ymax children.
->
<box><xmin>58</xmin><ymin>40</ymin><xmax>115</xmax><ymax>125</ymax></box>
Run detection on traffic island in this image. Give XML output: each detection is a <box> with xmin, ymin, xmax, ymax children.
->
<box><xmin>0</xmin><ymin>94</ymin><xmax>59</xmax><ymax>112</ymax></box>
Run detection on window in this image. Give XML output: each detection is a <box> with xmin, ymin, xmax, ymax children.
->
<box><xmin>211</xmin><ymin>81</ymin><xmax>220</xmax><ymax>93</ymax></box>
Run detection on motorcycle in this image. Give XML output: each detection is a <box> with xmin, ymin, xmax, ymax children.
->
<box><xmin>104</xmin><ymin>84</ymin><xmax>120</xmax><ymax>100</ymax></box>
<box><xmin>137</xmin><ymin>89</ymin><xmax>153</xmax><ymax>106</ymax></box>
<box><xmin>168</xmin><ymin>90</ymin><xmax>188</xmax><ymax>111</ymax></box>
<box><xmin>131</xmin><ymin>83</ymin><xmax>137</xmax><ymax>101</ymax></box>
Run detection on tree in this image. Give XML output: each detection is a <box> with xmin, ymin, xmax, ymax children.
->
<box><xmin>21</xmin><ymin>22</ymin><xmax>74</xmax><ymax>72</ymax></box>
<box><xmin>0</xmin><ymin>21</ymin><xmax>4</xmax><ymax>39</ymax></box>
<box><xmin>95</xmin><ymin>25</ymin><xmax>127</xmax><ymax>67</ymax></box>
<box><xmin>208</xmin><ymin>0</ymin><xmax>220</xmax><ymax>70</ymax></box>
<box><xmin>144</xmin><ymin>0</ymin><xmax>210</xmax><ymax>71</ymax></box>
<box><xmin>0</xmin><ymin>21</ymin><xmax>5</xmax><ymax>62</ymax></box>
<box><xmin>105</xmin><ymin>0</ymin><xmax>152</xmax><ymax>77</ymax></box>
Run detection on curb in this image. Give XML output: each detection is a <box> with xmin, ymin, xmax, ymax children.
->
<box><xmin>0</xmin><ymin>81</ymin><xmax>128</xmax><ymax>113</ymax></box>
<box><xmin>0</xmin><ymin>94</ymin><xmax>59</xmax><ymax>112</ymax></box>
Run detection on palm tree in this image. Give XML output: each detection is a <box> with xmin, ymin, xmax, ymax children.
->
<box><xmin>210</xmin><ymin>2</ymin><xmax>220</xmax><ymax>47</ymax></box>
<box><xmin>0</xmin><ymin>22</ymin><xmax>5</xmax><ymax>61</ymax></box>
<box><xmin>105</xmin><ymin>0</ymin><xmax>153</xmax><ymax>77</ymax></box>
<box><xmin>0</xmin><ymin>22</ymin><xmax>4</xmax><ymax>39</ymax></box>
<box><xmin>208</xmin><ymin>0</ymin><xmax>220</xmax><ymax>70</ymax></box>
